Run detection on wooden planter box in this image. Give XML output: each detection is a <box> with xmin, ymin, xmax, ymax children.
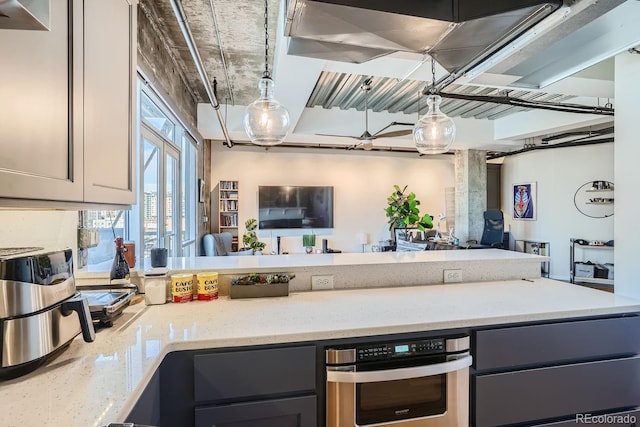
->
<box><xmin>230</xmin><ymin>282</ymin><xmax>289</xmax><ymax>299</ymax></box>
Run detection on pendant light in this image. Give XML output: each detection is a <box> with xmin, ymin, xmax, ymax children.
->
<box><xmin>413</xmin><ymin>58</ymin><xmax>456</xmax><ymax>154</ymax></box>
<box><xmin>243</xmin><ymin>0</ymin><xmax>290</xmax><ymax>146</ymax></box>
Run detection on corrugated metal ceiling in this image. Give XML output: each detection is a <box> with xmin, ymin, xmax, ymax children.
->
<box><xmin>306</xmin><ymin>71</ymin><xmax>574</xmax><ymax>120</ymax></box>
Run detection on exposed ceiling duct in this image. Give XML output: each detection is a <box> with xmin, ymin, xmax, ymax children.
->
<box><xmin>476</xmin><ymin>0</ymin><xmax>634</xmax><ymax>89</ymax></box>
<box><xmin>284</xmin><ymin>0</ymin><xmax>561</xmax><ymax>74</ymax></box>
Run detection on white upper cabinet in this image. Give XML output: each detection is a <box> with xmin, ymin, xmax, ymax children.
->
<box><xmin>0</xmin><ymin>0</ymin><xmax>137</xmax><ymax>207</ymax></box>
<box><xmin>0</xmin><ymin>0</ymin><xmax>84</xmax><ymax>202</ymax></box>
<box><xmin>83</xmin><ymin>0</ymin><xmax>136</xmax><ymax>205</ymax></box>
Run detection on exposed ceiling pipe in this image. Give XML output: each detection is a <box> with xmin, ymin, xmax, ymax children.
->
<box><xmin>438</xmin><ymin>91</ymin><xmax>614</xmax><ymax>116</ymax></box>
<box><xmin>169</xmin><ymin>0</ymin><xmax>234</xmax><ymax>148</ymax></box>
<box><xmin>487</xmin><ymin>136</ymin><xmax>613</xmax><ymax>160</ymax></box>
<box><xmin>208</xmin><ymin>0</ymin><xmax>234</xmax><ymax>106</ymax></box>
<box><xmin>541</xmin><ymin>126</ymin><xmax>614</xmax><ymax>142</ymax></box>
<box><xmin>227</xmin><ymin>140</ymin><xmax>426</xmax><ymax>155</ymax></box>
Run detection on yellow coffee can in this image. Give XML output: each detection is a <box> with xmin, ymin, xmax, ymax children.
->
<box><xmin>196</xmin><ymin>272</ymin><xmax>219</xmax><ymax>301</ymax></box>
<box><xmin>171</xmin><ymin>273</ymin><xmax>194</xmax><ymax>303</ymax></box>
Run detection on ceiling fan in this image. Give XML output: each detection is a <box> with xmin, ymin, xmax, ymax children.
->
<box><xmin>318</xmin><ymin>79</ymin><xmax>413</xmax><ymax>151</ymax></box>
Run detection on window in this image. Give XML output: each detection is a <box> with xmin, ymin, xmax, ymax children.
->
<box><xmin>181</xmin><ymin>134</ymin><xmax>198</xmax><ymax>256</ymax></box>
<box><xmin>141</xmin><ymin>92</ymin><xmax>174</xmax><ymax>140</ymax></box>
<box><xmin>85</xmin><ymin>76</ymin><xmax>199</xmax><ymax>268</ymax></box>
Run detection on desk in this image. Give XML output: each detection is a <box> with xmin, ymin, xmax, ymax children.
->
<box><xmin>425</xmin><ymin>240</ymin><xmax>461</xmax><ymax>250</ymax></box>
<box><xmin>435</xmin><ymin>241</ymin><xmax>461</xmax><ymax>250</ymax></box>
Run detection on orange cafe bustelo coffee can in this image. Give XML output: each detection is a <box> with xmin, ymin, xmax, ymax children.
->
<box><xmin>171</xmin><ymin>273</ymin><xmax>194</xmax><ymax>303</ymax></box>
<box><xmin>196</xmin><ymin>272</ymin><xmax>219</xmax><ymax>301</ymax></box>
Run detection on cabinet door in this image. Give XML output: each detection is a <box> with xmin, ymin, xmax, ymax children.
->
<box><xmin>194</xmin><ymin>345</ymin><xmax>316</xmax><ymax>403</ymax></box>
<box><xmin>83</xmin><ymin>0</ymin><xmax>136</xmax><ymax>205</ymax></box>
<box><xmin>474</xmin><ymin>356</ymin><xmax>640</xmax><ymax>427</ymax></box>
<box><xmin>195</xmin><ymin>395</ymin><xmax>316</xmax><ymax>427</ymax></box>
<box><xmin>474</xmin><ymin>316</ymin><xmax>640</xmax><ymax>371</ymax></box>
<box><xmin>0</xmin><ymin>0</ymin><xmax>84</xmax><ymax>202</ymax></box>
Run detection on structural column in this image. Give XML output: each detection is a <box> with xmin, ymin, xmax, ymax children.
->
<box><xmin>614</xmin><ymin>52</ymin><xmax>640</xmax><ymax>298</ymax></box>
<box><xmin>455</xmin><ymin>149</ymin><xmax>487</xmax><ymax>242</ymax></box>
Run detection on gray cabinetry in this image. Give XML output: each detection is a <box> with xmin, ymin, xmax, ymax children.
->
<box><xmin>475</xmin><ymin>356</ymin><xmax>640</xmax><ymax>426</ymax></box>
<box><xmin>0</xmin><ymin>0</ymin><xmax>136</xmax><ymax>207</ymax></box>
<box><xmin>83</xmin><ymin>0</ymin><xmax>136</xmax><ymax>205</ymax></box>
<box><xmin>0</xmin><ymin>0</ymin><xmax>84</xmax><ymax>202</ymax></box>
<box><xmin>472</xmin><ymin>316</ymin><xmax>640</xmax><ymax>427</ymax></box>
<box><xmin>194</xmin><ymin>346</ymin><xmax>317</xmax><ymax>427</ymax></box>
<box><xmin>194</xmin><ymin>346</ymin><xmax>316</xmax><ymax>402</ymax></box>
<box><xmin>127</xmin><ymin>344</ymin><xmax>317</xmax><ymax>427</ymax></box>
<box><xmin>195</xmin><ymin>396</ymin><xmax>316</xmax><ymax>427</ymax></box>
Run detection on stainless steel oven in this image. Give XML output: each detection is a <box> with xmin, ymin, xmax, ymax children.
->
<box><xmin>326</xmin><ymin>335</ymin><xmax>471</xmax><ymax>427</ymax></box>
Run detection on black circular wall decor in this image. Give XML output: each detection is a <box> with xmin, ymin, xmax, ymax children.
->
<box><xmin>573</xmin><ymin>180</ymin><xmax>614</xmax><ymax>218</ymax></box>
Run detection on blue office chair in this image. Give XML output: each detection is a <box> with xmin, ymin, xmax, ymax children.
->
<box><xmin>466</xmin><ymin>210</ymin><xmax>505</xmax><ymax>249</ymax></box>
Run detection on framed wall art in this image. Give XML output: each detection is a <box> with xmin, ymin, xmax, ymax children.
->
<box><xmin>513</xmin><ymin>182</ymin><xmax>536</xmax><ymax>220</ymax></box>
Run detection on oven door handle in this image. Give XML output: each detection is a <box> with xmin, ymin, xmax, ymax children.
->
<box><xmin>326</xmin><ymin>355</ymin><xmax>472</xmax><ymax>383</ymax></box>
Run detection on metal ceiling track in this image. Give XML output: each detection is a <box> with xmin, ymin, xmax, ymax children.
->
<box><xmin>222</xmin><ymin>140</ymin><xmax>431</xmax><ymax>155</ymax></box>
<box><xmin>438</xmin><ymin>91</ymin><xmax>615</xmax><ymax>116</ymax></box>
<box><xmin>488</xmin><ymin>136</ymin><xmax>614</xmax><ymax>160</ymax></box>
<box><xmin>169</xmin><ymin>0</ymin><xmax>234</xmax><ymax>148</ymax></box>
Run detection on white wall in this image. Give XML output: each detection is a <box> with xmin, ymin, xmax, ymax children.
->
<box><xmin>210</xmin><ymin>145</ymin><xmax>454</xmax><ymax>254</ymax></box>
<box><xmin>0</xmin><ymin>210</ymin><xmax>78</xmax><ymax>254</ymax></box>
<box><xmin>501</xmin><ymin>143</ymin><xmax>614</xmax><ymax>281</ymax></box>
<box><xmin>614</xmin><ymin>52</ymin><xmax>640</xmax><ymax>299</ymax></box>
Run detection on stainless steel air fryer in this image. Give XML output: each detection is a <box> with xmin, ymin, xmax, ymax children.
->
<box><xmin>0</xmin><ymin>248</ymin><xmax>95</xmax><ymax>380</ymax></box>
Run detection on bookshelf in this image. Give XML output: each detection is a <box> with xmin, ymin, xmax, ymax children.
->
<box><xmin>212</xmin><ymin>180</ymin><xmax>239</xmax><ymax>251</ymax></box>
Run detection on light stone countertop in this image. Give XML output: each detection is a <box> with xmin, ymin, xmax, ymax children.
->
<box><xmin>78</xmin><ymin>249</ymin><xmax>547</xmax><ymax>276</ymax></box>
<box><xmin>76</xmin><ymin>249</ymin><xmax>549</xmax><ymax>292</ymax></box>
<box><xmin>1</xmin><ymin>278</ymin><xmax>637</xmax><ymax>427</ymax></box>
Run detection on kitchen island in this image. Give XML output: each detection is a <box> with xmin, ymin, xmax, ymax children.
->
<box><xmin>0</xmin><ymin>278</ymin><xmax>639</xmax><ymax>426</ymax></box>
<box><xmin>77</xmin><ymin>248</ymin><xmax>548</xmax><ymax>292</ymax></box>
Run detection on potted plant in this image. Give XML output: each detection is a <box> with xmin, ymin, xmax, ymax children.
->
<box><xmin>385</xmin><ymin>185</ymin><xmax>434</xmax><ymax>236</ymax></box>
<box><xmin>302</xmin><ymin>234</ymin><xmax>316</xmax><ymax>254</ymax></box>
<box><xmin>230</xmin><ymin>273</ymin><xmax>295</xmax><ymax>299</ymax></box>
<box><xmin>242</xmin><ymin>218</ymin><xmax>266</xmax><ymax>254</ymax></box>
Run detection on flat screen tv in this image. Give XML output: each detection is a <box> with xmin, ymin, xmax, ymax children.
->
<box><xmin>258</xmin><ymin>186</ymin><xmax>334</xmax><ymax>229</ymax></box>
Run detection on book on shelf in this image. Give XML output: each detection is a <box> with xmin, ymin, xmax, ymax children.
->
<box><xmin>220</xmin><ymin>200</ymin><xmax>238</xmax><ymax>211</ymax></box>
<box><xmin>220</xmin><ymin>191</ymin><xmax>238</xmax><ymax>199</ymax></box>
<box><xmin>220</xmin><ymin>181</ymin><xmax>238</xmax><ymax>190</ymax></box>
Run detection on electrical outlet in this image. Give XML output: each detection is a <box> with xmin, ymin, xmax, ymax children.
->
<box><xmin>312</xmin><ymin>275</ymin><xmax>334</xmax><ymax>290</ymax></box>
<box><xmin>444</xmin><ymin>269</ymin><xmax>462</xmax><ymax>283</ymax></box>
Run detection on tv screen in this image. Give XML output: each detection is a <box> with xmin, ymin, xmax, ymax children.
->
<box><xmin>258</xmin><ymin>186</ymin><xmax>334</xmax><ymax>229</ymax></box>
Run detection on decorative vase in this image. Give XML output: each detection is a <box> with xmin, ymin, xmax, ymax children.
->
<box><xmin>305</xmin><ymin>246</ymin><xmax>313</xmax><ymax>254</ymax></box>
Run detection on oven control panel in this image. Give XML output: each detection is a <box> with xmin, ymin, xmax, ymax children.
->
<box><xmin>356</xmin><ymin>338</ymin><xmax>445</xmax><ymax>361</ymax></box>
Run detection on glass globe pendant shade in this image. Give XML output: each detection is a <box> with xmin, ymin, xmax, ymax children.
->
<box><xmin>413</xmin><ymin>94</ymin><xmax>456</xmax><ymax>155</ymax></box>
<box><xmin>243</xmin><ymin>76</ymin><xmax>290</xmax><ymax>146</ymax></box>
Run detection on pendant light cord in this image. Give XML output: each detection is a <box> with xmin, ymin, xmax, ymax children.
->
<box><xmin>263</xmin><ymin>0</ymin><xmax>270</xmax><ymax>79</ymax></box>
<box><xmin>429</xmin><ymin>57</ymin><xmax>436</xmax><ymax>95</ymax></box>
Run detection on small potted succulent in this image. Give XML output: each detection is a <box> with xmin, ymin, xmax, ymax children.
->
<box><xmin>230</xmin><ymin>272</ymin><xmax>295</xmax><ymax>299</ymax></box>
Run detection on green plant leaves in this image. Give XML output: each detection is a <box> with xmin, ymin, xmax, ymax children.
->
<box><xmin>242</xmin><ymin>218</ymin><xmax>266</xmax><ymax>251</ymax></box>
<box><xmin>385</xmin><ymin>185</ymin><xmax>433</xmax><ymax>231</ymax></box>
